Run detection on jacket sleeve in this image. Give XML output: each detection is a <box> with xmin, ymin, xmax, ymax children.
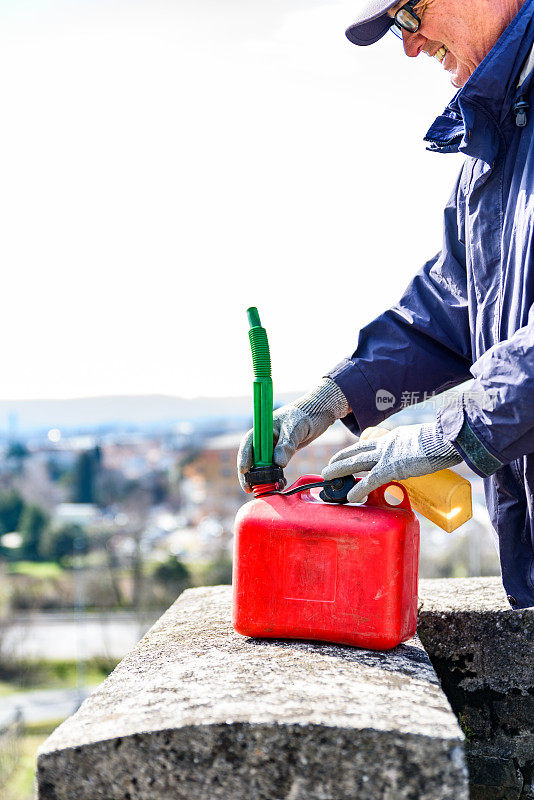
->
<box><xmin>438</xmin><ymin>308</ymin><xmax>534</xmax><ymax>477</ymax></box>
<box><xmin>328</xmin><ymin>171</ymin><xmax>473</xmax><ymax>436</ymax></box>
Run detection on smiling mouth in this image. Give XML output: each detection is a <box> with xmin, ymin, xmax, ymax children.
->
<box><xmin>434</xmin><ymin>45</ymin><xmax>448</xmax><ymax>63</ymax></box>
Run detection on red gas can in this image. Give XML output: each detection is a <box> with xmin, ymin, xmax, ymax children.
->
<box><xmin>232</xmin><ymin>475</ymin><xmax>420</xmax><ymax>650</ymax></box>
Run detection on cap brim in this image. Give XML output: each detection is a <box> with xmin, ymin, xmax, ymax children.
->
<box><xmin>346</xmin><ymin>14</ymin><xmax>393</xmax><ymax>46</ymax></box>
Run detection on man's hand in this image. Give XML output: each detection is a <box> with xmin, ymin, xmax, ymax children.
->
<box><xmin>322</xmin><ymin>422</ymin><xmax>462</xmax><ymax>504</ymax></box>
<box><xmin>237</xmin><ymin>378</ymin><xmax>350</xmax><ymax>493</ymax></box>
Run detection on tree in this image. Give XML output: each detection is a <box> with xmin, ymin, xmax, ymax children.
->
<box><xmin>4</xmin><ymin>441</ymin><xmax>29</xmax><ymax>477</ymax></box>
<box><xmin>18</xmin><ymin>504</ymin><xmax>49</xmax><ymax>561</ymax></box>
<box><xmin>199</xmin><ymin>552</ymin><xmax>233</xmax><ymax>586</ymax></box>
<box><xmin>41</xmin><ymin>523</ymin><xmax>87</xmax><ymax>565</ymax></box>
<box><xmin>153</xmin><ymin>557</ymin><xmax>191</xmax><ymax>595</ymax></box>
<box><xmin>0</xmin><ymin>491</ymin><xmax>25</xmax><ymax>560</ymax></box>
<box><xmin>0</xmin><ymin>491</ymin><xmax>24</xmax><ymax>536</ymax></box>
<box><xmin>6</xmin><ymin>442</ymin><xmax>29</xmax><ymax>460</ymax></box>
<box><xmin>72</xmin><ymin>448</ymin><xmax>101</xmax><ymax>504</ymax></box>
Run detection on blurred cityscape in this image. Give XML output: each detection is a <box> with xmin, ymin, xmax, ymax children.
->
<box><xmin>0</xmin><ymin>390</ymin><xmax>501</xmax><ymax>621</ymax></box>
<box><xmin>0</xmin><ymin>391</ymin><xmax>500</xmax><ymax>798</ymax></box>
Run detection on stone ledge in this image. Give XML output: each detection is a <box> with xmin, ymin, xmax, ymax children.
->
<box><xmin>37</xmin><ymin>586</ymin><xmax>468</xmax><ymax>800</ymax></box>
<box><xmin>418</xmin><ymin>577</ymin><xmax>534</xmax><ymax>800</ymax></box>
<box><xmin>418</xmin><ymin>577</ymin><xmax>534</xmax><ymax>692</ymax></box>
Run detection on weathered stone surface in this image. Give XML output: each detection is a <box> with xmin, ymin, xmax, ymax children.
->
<box><xmin>418</xmin><ymin>577</ymin><xmax>534</xmax><ymax>693</ymax></box>
<box><xmin>37</xmin><ymin>586</ymin><xmax>468</xmax><ymax>800</ymax></box>
<box><xmin>521</xmin><ymin>769</ymin><xmax>534</xmax><ymax>800</ymax></box>
<box><xmin>466</xmin><ymin>753</ymin><xmax>523</xmax><ymax>800</ymax></box>
<box><xmin>418</xmin><ymin>577</ymin><xmax>534</xmax><ymax>798</ymax></box>
<box><xmin>418</xmin><ymin>579</ymin><xmax>534</xmax><ymax>749</ymax></box>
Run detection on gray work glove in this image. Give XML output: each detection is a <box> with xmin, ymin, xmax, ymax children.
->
<box><xmin>237</xmin><ymin>378</ymin><xmax>350</xmax><ymax>493</ymax></box>
<box><xmin>322</xmin><ymin>422</ymin><xmax>462</xmax><ymax>504</ymax></box>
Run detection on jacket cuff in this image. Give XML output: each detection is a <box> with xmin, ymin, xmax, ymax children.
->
<box><xmin>326</xmin><ymin>358</ymin><xmax>386</xmax><ymax>436</ymax></box>
<box><xmin>437</xmin><ymin>403</ymin><xmax>503</xmax><ymax>478</ymax></box>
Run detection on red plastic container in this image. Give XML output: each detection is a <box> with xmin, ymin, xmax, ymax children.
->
<box><xmin>232</xmin><ymin>475</ymin><xmax>420</xmax><ymax>650</ymax></box>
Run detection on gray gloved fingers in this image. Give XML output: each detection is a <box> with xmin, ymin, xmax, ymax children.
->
<box><xmin>236</xmin><ymin>380</ymin><xmax>349</xmax><ymax>490</ymax></box>
<box><xmin>273</xmin><ymin>414</ymin><xmax>309</xmax><ymax>468</ymax></box>
<box><xmin>237</xmin><ymin>428</ymin><xmax>254</xmax><ymax>473</ymax></box>
<box><xmin>344</xmin><ymin>420</ymin><xmax>464</xmax><ymax>502</ymax></box>
<box><xmin>237</xmin><ymin>415</ymin><xmax>286</xmax><ymax>491</ymax></box>
<box><xmin>322</xmin><ymin>453</ymin><xmax>378</xmax><ymax>481</ymax></box>
<box><xmin>237</xmin><ymin>428</ymin><xmax>254</xmax><ymax>493</ymax></box>
<box><xmin>347</xmin><ymin>469</ymin><xmax>387</xmax><ymax>504</ymax></box>
<box><xmin>237</xmin><ymin>430</ymin><xmax>253</xmax><ymax>478</ymax></box>
<box><xmin>272</xmin><ymin>442</ymin><xmax>293</xmax><ymax>468</ymax></box>
<box><xmin>327</xmin><ymin>441</ymin><xmax>376</xmax><ymax>466</ymax></box>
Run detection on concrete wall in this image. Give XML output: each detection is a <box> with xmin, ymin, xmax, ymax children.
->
<box><xmin>36</xmin><ymin>579</ymin><xmax>534</xmax><ymax>799</ymax></box>
<box><xmin>419</xmin><ymin>577</ymin><xmax>534</xmax><ymax>800</ymax></box>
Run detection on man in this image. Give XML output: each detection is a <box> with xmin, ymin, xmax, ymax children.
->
<box><xmin>238</xmin><ymin>0</ymin><xmax>534</xmax><ymax>609</ymax></box>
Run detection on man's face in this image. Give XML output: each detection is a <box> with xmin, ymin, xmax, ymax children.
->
<box><xmin>388</xmin><ymin>0</ymin><xmax>513</xmax><ymax>88</ymax></box>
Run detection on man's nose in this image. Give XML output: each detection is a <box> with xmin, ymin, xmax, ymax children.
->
<box><xmin>401</xmin><ymin>28</ymin><xmax>426</xmax><ymax>57</ymax></box>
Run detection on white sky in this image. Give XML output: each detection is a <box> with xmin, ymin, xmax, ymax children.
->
<box><xmin>0</xmin><ymin>0</ymin><xmax>464</xmax><ymax>400</ymax></box>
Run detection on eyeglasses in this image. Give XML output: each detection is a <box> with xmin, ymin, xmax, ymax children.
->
<box><xmin>390</xmin><ymin>0</ymin><xmax>424</xmax><ymax>39</ymax></box>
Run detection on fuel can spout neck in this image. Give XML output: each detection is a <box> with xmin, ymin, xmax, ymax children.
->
<box><xmin>245</xmin><ymin>306</ymin><xmax>286</xmax><ymax>492</ymax></box>
<box><xmin>247</xmin><ymin>306</ymin><xmax>273</xmax><ymax>467</ymax></box>
<box><xmin>252</xmin><ymin>483</ymin><xmax>278</xmax><ymax>498</ymax></box>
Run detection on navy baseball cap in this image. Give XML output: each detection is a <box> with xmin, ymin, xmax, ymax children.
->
<box><xmin>346</xmin><ymin>0</ymin><xmax>399</xmax><ymax>46</ymax></box>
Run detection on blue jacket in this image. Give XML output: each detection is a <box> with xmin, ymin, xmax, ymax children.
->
<box><xmin>329</xmin><ymin>0</ymin><xmax>534</xmax><ymax>608</ymax></box>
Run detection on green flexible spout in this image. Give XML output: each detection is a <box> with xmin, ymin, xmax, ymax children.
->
<box><xmin>247</xmin><ymin>307</ymin><xmax>273</xmax><ymax>467</ymax></box>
